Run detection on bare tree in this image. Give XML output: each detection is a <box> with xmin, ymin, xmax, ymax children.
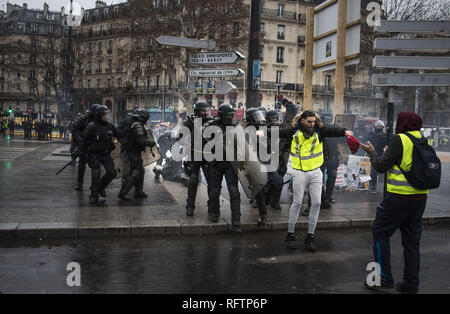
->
<box><xmin>382</xmin><ymin>0</ymin><xmax>450</xmax><ymax>21</ymax></box>
<box><xmin>122</xmin><ymin>0</ymin><xmax>249</xmax><ymax>113</ymax></box>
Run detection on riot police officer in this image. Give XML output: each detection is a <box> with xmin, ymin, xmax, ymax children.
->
<box><xmin>245</xmin><ymin>107</ymin><xmax>269</xmax><ymax>224</ymax></box>
<box><xmin>83</xmin><ymin>105</ymin><xmax>117</xmax><ymax>205</ymax></box>
<box><xmin>183</xmin><ymin>101</ymin><xmax>213</xmax><ymax>217</ymax></box>
<box><xmin>265</xmin><ymin>109</ymin><xmax>284</xmax><ymax>211</ymax></box>
<box><xmin>203</xmin><ymin>104</ymin><xmax>242</xmax><ymax>232</ymax></box>
<box><xmin>118</xmin><ymin>108</ymin><xmax>156</xmax><ymax>200</ymax></box>
<box><xmin>72</xmin><ymin>105</ymin><xmax>100</xmax><ymax>190</ymax></box>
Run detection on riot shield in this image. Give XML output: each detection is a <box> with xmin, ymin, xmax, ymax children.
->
<box><xmin>227</xmin><ymin>123</ymin><xmax>269</xmax><ymax>199</ymax></box>
<box><xmin>112</xmin><ymin>129</ymin><xmax>162</xmax><ymax>179</ymax></box>
<box><xmin>142</xmin><ymin>129</ymin><xmax>162</xmax><ymax>167</ymax></box>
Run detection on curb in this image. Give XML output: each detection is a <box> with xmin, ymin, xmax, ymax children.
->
<box><xmin>1</xmin><ymin>216</ymin><xmax>449</xmax><ymax>240</ymax></box>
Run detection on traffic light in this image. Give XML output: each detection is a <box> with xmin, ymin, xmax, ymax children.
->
<box><xmin>8</xmin><ymin>107</ymin><xmax>12</xmax><ymax>113</ymax></box>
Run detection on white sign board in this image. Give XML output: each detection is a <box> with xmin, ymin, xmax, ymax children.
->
<box><xmin>156</xmin><ymin>36</ymin><xmax>216</xmax><ymax>49</ymax></box>
<box><xmin>313</xmin><ymin>0</ymin><xmax>360</xmax><ymax>72</ymax></box>
<box><xmin>189</xmin><ymin>69</ymin><xmax>244</xmax><ymax>78</ymax></box>
<box><xmin>189</xmin><ymin>51</ymin><xmax>245</xmax><ymax>65</ymax></box>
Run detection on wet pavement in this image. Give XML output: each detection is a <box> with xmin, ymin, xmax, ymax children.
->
<box><xmin>0</xmin><ymin>225</ymin><xmax>449</xmax><ymax>294</ymax></box>
<box><xmin>0</xmin><ymin>135</ymin><xmax>449</xmax><ymax>239</ymax></box>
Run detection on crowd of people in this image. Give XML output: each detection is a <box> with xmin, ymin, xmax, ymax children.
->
<box><xmin>67</xmin><ymin>101</ymin><xmax>439</xmax><ymax>294</ymax></box>
<box><xmin>0</xmin><ymin>118</ymin><xmax>67</xmax><ymax>140</ymax></box>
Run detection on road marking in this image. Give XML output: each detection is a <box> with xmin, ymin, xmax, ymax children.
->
<box><xmin>0</xmin><ymin>147</ymin><xmax>37</xmax><ymax>161</ymax></box>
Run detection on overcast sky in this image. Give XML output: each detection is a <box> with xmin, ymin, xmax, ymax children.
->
<box><xmin>1</xmin><ymin>0</ymin><xmax>125</xmax><ymax>14</ymax></box>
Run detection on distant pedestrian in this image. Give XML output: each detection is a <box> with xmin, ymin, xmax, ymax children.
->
<box><xmin>9</xmin><ymin>120</ymin><xmax>15</xmax><ymax>138</ymax></box>
<box><xmin>368</xmin><ymin>120</ymin><xmax>388</xmax><ymax>192</ymax></box>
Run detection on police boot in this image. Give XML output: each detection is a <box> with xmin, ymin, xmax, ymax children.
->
<box><xmin>265</xmin><ymin>185</ymin><xmax>272</xmax><ymax>206</ymax></box>
<box><xmin>270</xmin><ymin>184</ymin><xmax>283</xmax><ymax>211</ymax></box>
<box><xmin>285</xmin><ymin>233</ymin><xmax>297</xmax><ymax>249</ymax></box>
<box><xmin>135</xmin><ymin>169</ymin><xmax>148</xmax><ymax>198</ymax></box>
<box><xmin>118</xmin><ymin>174</ymin><xmax>134</xmax><ymax>201</ymax></box>
<box><xmin>257</xmin><ymin>215</ymin><xmax>267</xmax><ymax>226</ymax></box>
<box><xmin>89</xmin><ymin>194</ymin><xmax>105</xmax><ymax>206</ymax></box>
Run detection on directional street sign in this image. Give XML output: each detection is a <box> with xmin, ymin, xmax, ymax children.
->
<box><xmin>189</xmin><ymin>51</ymin><xmax>245</xmax><ymax>65</ymax></box>
<box><xmin>374</xmin><ymin>20</ymin><xmax>450</xmax><ymax>34</ymax></box>
<box><xmin>374</xmin><ymin>38</ymin><xmax>450</xmax><ymax>52</ymax></box>
<box><xmin>156</xmin><ymin>36</ymin><xmax>216</xmax><ymax>50</ymax></box>
<box><xmin>372</xmin><ymin>74</ymin><xmax>450</xmax><ymax>87</ymax></box>
<box><xmin>189</xmin><ymin>68</ymin><xmax>244</xmax><ymax>78</ymax></box>
<box><xmin>187</xmin><ymin>80</ymin><xmax>236</xmax><ymax>95</ymax></box>
<box><xmin>373</xmin><ymin>56</ymin><xmax>450</xmax><ymax>70</ymax></box>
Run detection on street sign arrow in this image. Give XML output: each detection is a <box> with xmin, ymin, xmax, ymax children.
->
<box><xmin>189</xmin><ymin>51</ymin><xmax>245</xmax><ymax>65</ymax></box>
<box><xmin>214</xmin><ymin>81</ymin><xmax>237</xmax><ymax>94</ymax></box>
<box><xmin>186</xmin><ymin>80</ymin><xmax>236</xmax><ymax>94</ymax></box>
<box><xmin>156</xmin><ymin>36</ymin><xmax>216</xmax><ymax>50</ymax></box>
<box><xmin>189</xmin><ymin>68</ymin><xmax>244</xmax><ymax>78</ymax></box>
<box><xmin>372</xmin><ymin>74</ymin><xmax>450</xmax><ymax>87</ymax></box>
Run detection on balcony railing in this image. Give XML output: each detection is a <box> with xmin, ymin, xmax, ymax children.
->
<box><xmin>95</xmin><ymin>69</ymin><xmax>102</xmax><ymax>73</ymax></box>
<box><xmin>105</xmin><ymin>68</ymin><xmax>112</xmax><ymax>73</ymax></box>
<box><xmin>262</xmin><ymin>8</ymin><xmax>297</xmax><ymax>21</ymax></box>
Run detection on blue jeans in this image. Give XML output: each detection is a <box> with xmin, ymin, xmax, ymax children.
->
<box><xmin>372</xmin><ymin>194</ymin><xmax>427</xmax><ymax>292</ymax></box>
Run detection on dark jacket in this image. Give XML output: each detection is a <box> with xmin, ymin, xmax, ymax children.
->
<box><xmin>83</xmin><ymin>121</ymin><xmax>117</xmax><ymax>154</ymax></box>
<box><xmin>127</xmin><ymin>121</ymin><xmax>155</xmax><ymax>153</ymax></box>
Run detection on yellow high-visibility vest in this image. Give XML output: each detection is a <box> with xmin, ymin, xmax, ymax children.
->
<box><xmin>386</xmin><ymin>130</ymin><xmax>428</xmax><ymax>195</ymax></box>
<box><xmin>290</xmin><ymin>130</ymin><xmax>324</xmax><ymax>171</ymax></box>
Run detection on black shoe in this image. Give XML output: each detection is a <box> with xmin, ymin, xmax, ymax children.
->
<box><xmin>74</xmin><ymin>184</ymin><xmax>83</xmax><ymax>191</ymax></box>
<box><xmin>364</xmin><ymin>280</ymin><xmax>395</xmax><ymax>292</ymax></box>
<box><xmin>89</xmin><ymin>195</ymin><xmax>105</xmax><ymax>206</ymax></box>
<box><xmin>328</xmin><ymin>197</ymin><xmax>336</xmax><ymax>203</ymax></box>
<box><xmin>118</xmin><ymin>193</ymin><xmax>131</xmax><ymax>201</ymax></box>
<box><xmin>285</xmin><ymin>233</ymin><xmax>297</xmax><ymax>249</ymax></box>
<box><xmin>186</xmin><ymin>207</ymin><xmax>194</xmax><ymax>217</ymax></box>
<box><xmin>320</xmin><ymin>201</ymin><xmax>331</xmax><ymax>209</ymax></box>
<box><xmin>232</xmin><ymin>225</ymin><xmax>242</xmax><ymax>233</ymax></box>
<box><xmin>271</xmin><ymin>203</ymin><xmax>282</xmax><ymax>211</ymax></box>
<box><xmin>304</xmin><ymin>234</ymin><xmax>317</xmax><ymax>252</ymax></box>
<box><xmin>395</xmin><ymin>282</ymin><xmax>417</xmax><ymax>294</ymax></box>
<box><xmin>211</xmin><ymin>213</ymin><xmax>220</xmax><ymax>223</ymax></box>
<box><xmin>134</xmin><ymin>191</ymin><xmax>148</xmax><ymax>199</ymax></box>
<box><xmin>257</xmin><ymin>215</ymin><xmax>267</xmax><ymax>225</ymax></box>
<box><xmin>100</xmin><ymin>189</ymin><xmax>106</xmax><ymax>198</ymax></box>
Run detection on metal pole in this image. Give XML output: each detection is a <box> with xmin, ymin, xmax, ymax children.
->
<box><xmin>383</xmin><ymin>87</ymin><xmax>395</xmax><ymax>198</ymax></box>
<box><xmin>304</xmin><ymin>7</ymin><xmax>314</xmax><ymax>110</ymax></box>
<box><xmin>246</xmin><ymin>0</ymin><xmax>261</xmax><ymax>109</ymax></box>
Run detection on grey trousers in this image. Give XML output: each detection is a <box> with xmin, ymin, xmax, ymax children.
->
<box><xmin>288</xmin><ymin>167</ymin><xmax>323</xmax><ymax>234</ymax></box>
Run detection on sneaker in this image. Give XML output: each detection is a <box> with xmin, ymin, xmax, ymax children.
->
<box><xmin>304</xmin><ymin>234</ymin><xmax>317</xmax><ymax>252</ymax></box>
<box><xmin>186</xmin><ymin>207</ymin><xmax>194</xmax><ymax>217</ymax></box>
<box><xmin>364</xmin><ymin>280</ymin><xmax>395</xmax><ymax>292</ymax></box>
<box><xmin>328</xmin><ymin>197</ymin><xmax>336</xmax><ymax>204</ymax></box>
<box><xmin>395</xmin><ymin>282</ymin><xmax>418</xmax><ymax>294</ymax></box>
<box><xmin>257</xmin><ymin>215</ymin><xmax>267</xmax><ymax>225</ymax></box>
<box><xmin>285</xmin><ymin>233</ymin><xmax>297</xmax><ymax>249</ymax></box>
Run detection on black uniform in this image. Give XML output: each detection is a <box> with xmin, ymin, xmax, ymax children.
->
<box><xmin>83</xmin><ymin>108</ymin><xmax>117</xmax><ymax>204</ymax></box>
<box><xmin>203</xmin><ymin>104</ymin><xmax>241</xmax><ymax>231</ymax></box>
<box><xmin>182</xmin><ymin>114</ymin><xmax>213</xmax><ymax>216</ymax></box>
<box><xmin>72</xmin><ymin>113</ymin><xmax>95</xmax><ymax>190</ymax></box>
<box><xmin>118</xmin><ymin>110</ymin><xmax>155</xmax><ymax>200</ymax></box>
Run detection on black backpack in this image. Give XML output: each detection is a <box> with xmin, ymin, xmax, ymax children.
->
<box><xmin>116</xmin><ymin>118</ymin><xmax>133</xmax><ymax>142</ymax></box>
<box><xmin>398</xmin><ymin>132</ymin><xmax>441</xmax><ymax>190</ymax></box>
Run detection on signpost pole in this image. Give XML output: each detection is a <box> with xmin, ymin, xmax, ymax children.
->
<box><xmin>304</xmin><ymin>7</ymin><xmax>314</xmax><ymax>111</ymax></box>
<box><xmin>334</xmin><ymin>0</ymin><xmax>347</xmax><ymax>115</ymax></box>
<box><xmin>246</xmin><ymin>0</ymin><xmax>261</xmax><ymax>109</ymax></box>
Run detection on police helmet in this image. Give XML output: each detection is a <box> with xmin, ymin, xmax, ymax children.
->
<box><xmin>194</xmin><ymin>101</ymin><xmax>210</xmax><ymax>118</ymax></box>
<box><xmin>218</xmin><ymin>104</ymin><xmax>235</xmax><ymax>124</ymax></box>
<box><xmin>266</xmin><ymin>109</ymin><xmax>282</xmax><ymax>126</ymax></box>
<box><xmin>95</xmin><ymin>105</ymin><xmax>110</xmax><ymax>121</ymax></box>
<box><xmin>246</xmin><ymin>108</ymin><xmax>266</xmax><ymax>126</ymax></box>
<box><xmin>132</xmin><ymin>108</ymin><xmax>150</xmax><ymax>123</ymax></box>
<box><xmin>257</xmin><ymin>107</ymin><xmax>267</xmax><ymax>118</ymax></box>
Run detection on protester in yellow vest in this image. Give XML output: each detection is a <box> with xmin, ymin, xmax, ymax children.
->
<box><xmin>259</xmin><ymin>110</ymin><xmax>351</xmax><ymax>251</ymax></box>
<box><xmin>361</xmin><ymin>111</ymin><xmax>428</xmax><ymax>294</ymax></box>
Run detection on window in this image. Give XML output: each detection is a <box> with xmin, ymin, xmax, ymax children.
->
<box><xmin>100</xmin><ymin>25</ymin><xmax>105</xmax><ymax>34</ymax></box>
<box><xmin>108</xmin><ymin>40</ymin><xmax>113</xmax><ymax>51</ymax></box>
<box><xmin>136</xmin><ymin>59</ymin><xmax>140</xmax><ymax>70</ymax></box>
<box><xmin>107</xmin><ymin>78</ymin><xmax>111</xmax><ymax>87</ymax></box>
<box><xmin>134</xmin><ymin>77</ymin><xmax>139</xmax><ymax>88</ymax></box>
<box><xmin>97</xmin><ymin>61</ymin><xmax>102</xmax><ymax>72</ymax></box>
<box><xmin>31</xmin><ymin>23</ymin><xmax>39</xmax><ymax>33</ymax></box>
<box><xmin>276</xmin><ymin>47</ymin><xmax>284</xmax><ymax>63</ymax></box>
<box><xmin>325</xmin><ymin>75</ymin><xmax>332</xmax><ymax>89</ymax></box>
<box><xmin>98</xmin><ymin>41</ymin><xmax>102</xmax><ymax>53</ymax></box>
<box><xmin>17</xmin><ymin>24</ymin><xmax>24</xmax><ymax>32</ymax></box>
<box><xmin>277</xmin><ymin>24</ymin><xmax>285</xmax><ymax>40</ymax></box>
<box><xmin>87</xmin><ymin>79</ymin><xmax>91</xmax><ymax>88</ymax></box>
<box><xmin>260</xmin><ymin>45</ymin><xmax>264</xmax><ymax>62</ymax></box>
<box><xmin>277</xmin><ymin>3</ymin><xmax>285</xmax><ymax>17</ymax></box>
<box><xmin>233</xmin><ymin>22</ymin><xmax>239</xmax><ymax>37</ymax></box>
<box><xmin>114</xmin><ymin>6</ymin><xmax>119</xmax><ymax>16</ymax></box>
<box><xmin>108</xmin><ymin>59</ymin><xmax>112</xmax><ymax>70</ymax></box>
<box><xmin>48</xmin><ymin>25</ymin><xmax>55</xmax><ymax>34</ymax></box>
<box><xmin>117</xmin><ymin>77</ymin><xmax>122</xmax><ymax>88</ymax></box>
<box><xmin>345</xmin><ymin>76</ymin><xmax>352</xmax><ymax>91</ymax></box>
<box><xmin>261</xmin><ymin>22</ymin><xmax>265</xmax><ymax>33</ymax></box>
<box><xmin>276</xmin><ymin>71</ymin><xmax>283</xmax><ymax>84</ymax></box>
<box><xmin>88</xmin><ymin>62</ymin><xmax>92</xmax><ymax>73</ymax></box>
<box><xmin>156</xmin><ymin>75</ymin><xmax>160</xmax><ymax>89</ymax></box>
<box><xmin>97</xmin><ymin>78</ymin><xmax>101</xmax><ymax>88</ymax></box>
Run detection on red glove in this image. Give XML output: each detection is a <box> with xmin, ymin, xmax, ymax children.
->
<box><xmin>346</xmin><ymin>135</ymin><xmax>360</xmax><ymax>154</ymax></box>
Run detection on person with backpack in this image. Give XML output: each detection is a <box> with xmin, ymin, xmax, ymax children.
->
<box><xmin>361</xmin><ymin>111</ymin><xmax>441</xmax><ymax>294</ymax></box>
